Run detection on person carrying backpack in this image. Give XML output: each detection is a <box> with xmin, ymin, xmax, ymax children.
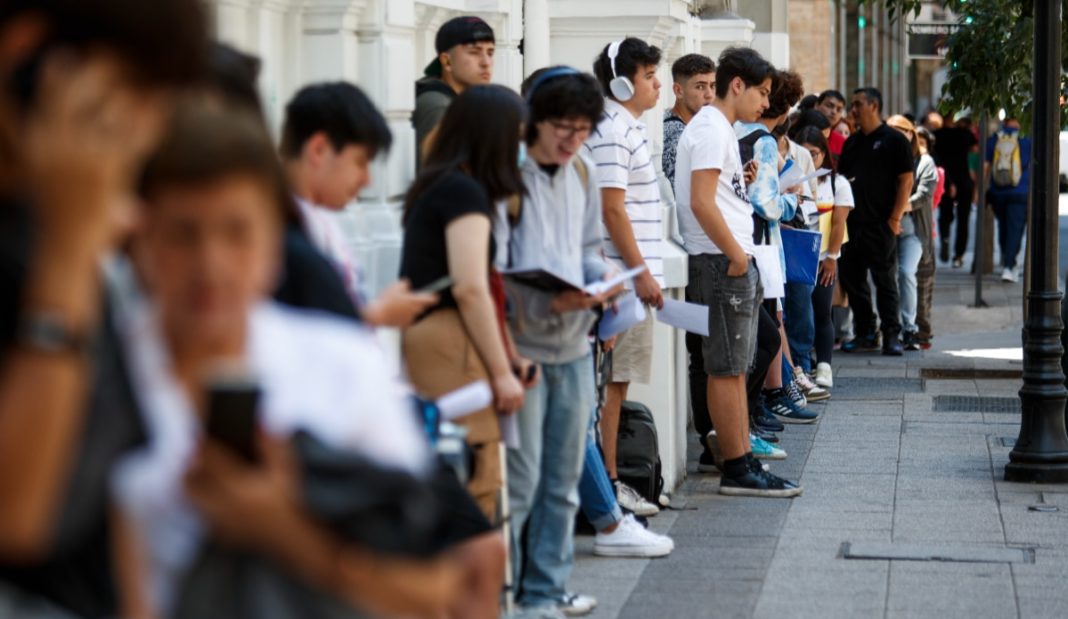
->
<box><xmin>985</xmin><ymin>119</ymin><xmax>1032</xmax><ymax>282</ymax></box>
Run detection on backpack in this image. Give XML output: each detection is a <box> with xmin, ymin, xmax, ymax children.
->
<box><xmin>616</xmin><ymin>400</ymin><xmax>664</xmax><ymax>506</ymax></box>
<box><xmin>991</xmin><ymin>130</ymin><xmax>1023</xmax><ymax>187</ymax></box>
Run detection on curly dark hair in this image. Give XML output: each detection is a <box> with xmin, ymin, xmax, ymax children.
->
<box><xmin>593</xmin><ymin>38</ymin><xmax>662</xmax><ymax>99</ymax></box>
<box><xmin>671</xmin><ymin>53</ymin><xmax>715</xmax><ymax>84</ymax></box>
<box><xmin>521</xmin><ymin>67</ymin><xmax>604</xmax><ymax>145</ymax></box>
<box><xmin>762</xmin><ymin>69</ymin><xmax>804</xmax><ymax>119</ymax></box>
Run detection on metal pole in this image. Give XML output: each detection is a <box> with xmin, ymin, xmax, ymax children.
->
<box><xmin>1005</xmin><ymin>0</ymin><xmax>1068</xmax><ymax>483</ymax></box>
<box><xmin>974</xmin><ymin>112</ymin><xmax>988</xmax><ymax>307</ymax></box>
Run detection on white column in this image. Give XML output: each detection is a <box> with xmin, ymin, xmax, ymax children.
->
<box><xmin>523</xmin><ymin>0</ymin><xmax>551</xmax><ymax>77</ymax></box>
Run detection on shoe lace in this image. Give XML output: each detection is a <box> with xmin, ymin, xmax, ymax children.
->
<box><xmin>785</xmin><ymin>381</ymin><xmax>804</xmax><ymax>403</ymax></box>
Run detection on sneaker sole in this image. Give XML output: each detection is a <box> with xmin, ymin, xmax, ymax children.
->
<box><xmin>771</xmin><ymin>412</ymin><xmax>820</xmax><ymax>424</ymax></box>
<box><xmin>804</xmin><ymin>390</ymin><xmax>831</xmax><ymax>402</ymax></box>
<box><xmin>593</xmin><ymin>543</ymin><xmax>673</xmax><ymax>558</ymax></box>
<box><xmin>719</xmin><ymin>485</ymin><xmax>803</xmax><ymax>498</ymax></box>
<box><xmin>814</xmin><ymin>380</ymin><xmax>833</xmax><ymax>389</ymax></box>
<box><xmin>753</xmin><ymin>450</ymin><xmax>787</xmax><ymax>460</ymax></box>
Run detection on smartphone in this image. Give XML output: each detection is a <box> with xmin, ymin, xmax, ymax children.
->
<box><xmin>204</xmin><ymin>377</ymin><xmax>261</xmax><ymax>464</ymax></box>
<box><xmin>417</xmin><ymin>276</ymin><xmax>454</xmax><ymax>294</ymax></box>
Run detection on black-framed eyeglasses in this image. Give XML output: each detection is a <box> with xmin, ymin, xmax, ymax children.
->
<box><xmin>548</xmin><ymin>120</ymin><xmax>592</xmax><ymax>139</ymax></box>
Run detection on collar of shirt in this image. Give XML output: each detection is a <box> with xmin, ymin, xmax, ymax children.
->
<box><xmin>604</xmin><ymin>98</ymin><xmax>644</xmax><ymax>132</ymax></box>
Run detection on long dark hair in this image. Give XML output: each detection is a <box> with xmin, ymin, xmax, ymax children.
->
<box><xmin>795</xmin><ymin>125</ymin><xmax>836</xmax><ymax>187</ymax></box>
<box><xmin>404</xmin><ymin>85</ymin><xmax>526</xmax><ymax>220</ymax></box>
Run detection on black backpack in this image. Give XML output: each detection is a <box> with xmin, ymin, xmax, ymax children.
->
<box><xmin>616</xmin><ymin>400</ymin><xmax>664</xmax><ymax>506</ymax></box>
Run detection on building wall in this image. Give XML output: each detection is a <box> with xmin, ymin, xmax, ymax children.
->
<box><xmin>788</xmin><ymin>0</ymin><xmax>835</xmax><ymax>94</ymax></box>
<box><xmin>203</xmin><ymin>0</ymin><xmax>759</xmax><ymax>491</ymax></box>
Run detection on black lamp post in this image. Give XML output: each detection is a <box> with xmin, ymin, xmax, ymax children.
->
<box><xmin>1005</xmin><ymin>0</ymin><xmax>1068</xmax><ymax>482</ymax></box>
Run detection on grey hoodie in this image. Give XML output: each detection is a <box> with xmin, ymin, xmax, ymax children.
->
<box><xmin>494</xmin><ymin>153</ymin><xmax>612</xmax><ymax>364</ymax></box>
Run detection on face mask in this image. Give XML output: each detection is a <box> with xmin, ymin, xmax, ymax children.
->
<box><xmin>517</xmin><ymin>142</ymin><xmax>527</xmax><ymax>167</ymax></box>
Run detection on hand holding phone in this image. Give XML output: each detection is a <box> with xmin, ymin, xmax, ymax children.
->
<box><xmin>204</xmin><ymin>377</ymin><xmax>261</xmax><ymax>464</ymax></box>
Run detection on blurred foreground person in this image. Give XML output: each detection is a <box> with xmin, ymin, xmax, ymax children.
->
<box><xmin>0</xmin><ymin>1</ymin><xmax>206</xmax><ymax>616</ymax></box>
<box><xmin>113</xmin><ymin>103</ymin><xmax>463</xmax><ymax>619</ymax></box>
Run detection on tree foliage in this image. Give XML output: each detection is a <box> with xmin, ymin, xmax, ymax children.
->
<box><xmin>865</xmin><ymin>0</ymin><xmax>1068</xmax><ymax>130</ymax></box>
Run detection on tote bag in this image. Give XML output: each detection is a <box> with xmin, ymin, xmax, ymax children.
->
<box><xmin>780</xmin><ymin>226</ymin><xmax>822</xmax><ymax>286</ymax></box>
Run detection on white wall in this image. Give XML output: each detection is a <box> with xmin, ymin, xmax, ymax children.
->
<box><xmin>205</xmin><ymin>0</ymin><xmax>759</xmax><ymax>492</ymax></box>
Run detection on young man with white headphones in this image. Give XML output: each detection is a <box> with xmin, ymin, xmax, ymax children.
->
<box><xmin>500</xmin><ymin>66</ymin><xmax>673</xmax><ymax>619</ymax></box>
<box><xmin>583</xmin><ymin>37</ymin><xmax>665</xmax><ymax>518</ymax></box>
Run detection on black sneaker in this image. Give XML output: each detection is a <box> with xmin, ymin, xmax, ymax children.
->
<box><xmin>753</xmin><ymin>406</ymin><xmax>786</xmax><ymax>432</ymax></box>
<box><xmin>750</xmin><ymin>423</ymin><xmax>780</xmax><ymax>444</ymax></box>
<box><xmin>697</xmin><ymin>450</ymin><xmax>721</xmax><ymax>474</ymax></box>
<box><xmin>882</xmin><ymin>339</ymin><xmax>904</xmax><ymax>356</ymax></box>
<box><xmin>766</xmin><ymin>393</ymin><xmax>820</xmax><ymax>424</ymax></box>
<box><xmin>902</xmin><ymin>332</ymin><xmax>921</xmax><ymax>351</ymax></box>
<box><xmin>842</xmin><ymin>333</ymin><xmax>880</xmax><ymax>353</ymax></box>
<box><xmin>719</xmin><ymin>464</ymin><xmax>802</xmax><ymax>497</ymax></box>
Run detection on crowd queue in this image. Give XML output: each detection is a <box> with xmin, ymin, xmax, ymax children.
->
<box><xmin>0</xmin><ymin>2</ymin><xmax>1030</xmax><ymax>619</ymax></box>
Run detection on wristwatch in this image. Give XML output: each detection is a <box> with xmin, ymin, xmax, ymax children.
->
<box><xmin>16</xmin><ymin>311</ymin><xmax>91</xmax><ymax>356</ymax></box>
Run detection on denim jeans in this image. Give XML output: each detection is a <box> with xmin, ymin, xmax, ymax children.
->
<box><xmin>990</xmin><ymin>192</ymin><xmax>1028</xmax><ymax>269</ymax></box>
<box><xmin>784</xmin><ymin>281</ymin><xmax>816</xmax><ymax>373</ymax></box>
<box><xmin>578</xmin><ymin>409</ymin><xmax>623</xmax><ymax>531</ymax></box>
<box><xmin>507</xmin><ymin>354</ymin><xmax>594</xmax><ymax>607</ymax></box>
<box><xmin>897</xmin><ymin>214</ymin><xmax>923</xmax><ymax>335</ymax></box>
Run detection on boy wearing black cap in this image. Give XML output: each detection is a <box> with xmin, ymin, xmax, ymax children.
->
<box><xmin>413</xmin><ymin>15</ymin><xmax>495</xmax><ymax>159</ymax></box>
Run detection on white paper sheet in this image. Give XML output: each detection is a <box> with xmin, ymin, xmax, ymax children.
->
<box><xmin>752</xmin><ymin>245</ymin><xmax>785</xmax><ymax>300</ymax></box>
<box><xmin>585</xmin><ymin>265</ymin><xmax>648</xmax><ymax>296</ymax></box>
<box><xmin>656</xmin><ymin>298</ymin><xmax>709</xmax><ymax>336</ymax></box>
<box><xmin>437</xmin><ymin>381</ymin><xmax>493</xmax><ymax>421</ymax></box>
<box><xmin>598</xmin><ymin>293</ymin><xmax>647</xmax><ymax>340</ymax></box>
<box><xmin>498</xmin><ymin>413</ymin><xmax>520</xmax><ymax>449</ymax></box>
<box><xmin>780</xmin><ymin>166</ymin><xmax>831</xmax><ymax>191</ymax></box>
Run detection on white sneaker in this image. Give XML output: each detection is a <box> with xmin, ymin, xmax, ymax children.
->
<box><xmin>794</xmin><ymin>368</ymin><xmax>830</xmax><ymax>401</ymax></box>
<box><xmin>614</xmin><ymin>480</ymin><xmax>659</xmax><ymax>516</ymax></box>
<box><xmin>556</xmin><ymin>593</ymin><xmax>597</xmax><ymax>617</ymax></box>
<box><xmin>1001</xmin><ymin>267</ymin><xmax>1018</xmax><ymax>283</ymax></box>
<box><xmin>593</xmin><ymin>514</ymin><xmax>674</xmax><ymax>557</ymax></box>
<box><xmin>814</xmin><ymin>362</ymin><xmax>833</xmax><ymax>388</ymax></box>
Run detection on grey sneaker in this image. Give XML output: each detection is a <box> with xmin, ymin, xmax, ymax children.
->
<box><xmin>615</xmin><ymin>480</ymin><xmax>659</xmax><ymax>516</ymax></box>
<box><xmin>557</xmin><ymin>593</ymin><xmax>597</xmax><ymax>617</ymax></box>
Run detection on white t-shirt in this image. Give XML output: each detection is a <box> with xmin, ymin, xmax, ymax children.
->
<box><xmin>674</xmin><ymin>106</ymin><xmax>755</xmax><ymax>256</ymax></box>
<box><xmin>583</xmin><ymin>99</ymin><xmax>664</xmax><ymax>285</ymax></box>
<box><xmin>112</xmin><ymin>300</ymin><xmax>428</xmax><ymax>615</ymax></box>
<box><xmin>814</xmin><ymin>173</ymin><xmax>855</xmax><ymax>258</ymax></box>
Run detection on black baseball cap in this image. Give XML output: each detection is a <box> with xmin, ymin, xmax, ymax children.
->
<box><xmin>424</xmin><ymin>16</ymin><xmax>495</xmax><ymax>78</ymax></box>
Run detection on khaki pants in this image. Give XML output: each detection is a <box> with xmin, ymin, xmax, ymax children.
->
<box><xmin>403</xmin><ymin>308</ymin><xmax>502</xmax><ymax>521</ymax></box>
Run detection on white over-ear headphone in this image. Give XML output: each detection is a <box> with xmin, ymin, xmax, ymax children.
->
<box><xmin>606</xmin><ymin>40</ymin><xmax>635</xmax><ymax>102</ymax></box>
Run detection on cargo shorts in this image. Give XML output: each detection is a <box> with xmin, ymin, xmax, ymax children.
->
<box><xmin>686</xmin><ymin>253</ymin><xmax>762</xmax><ymax>377</ymax></box>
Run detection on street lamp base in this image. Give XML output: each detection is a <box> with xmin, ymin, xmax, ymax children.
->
<box><xmin>1005</xmin><ymin>458</ymin><xmax>1068</xmax><ymax>483</ymax></box>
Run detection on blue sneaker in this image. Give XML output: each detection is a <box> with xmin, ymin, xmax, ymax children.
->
<box><xmin>750</xmin><ymin>433</ymin><xmax>787</xmax><ymax>460</ymax></box>
<box><xmin>766</xmin><ymin>392</ymin><xmax>820</xmax><ymax>424</ymax></box>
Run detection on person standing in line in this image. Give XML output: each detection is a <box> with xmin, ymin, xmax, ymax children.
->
<box><xmin>887</xmin><ymin>115</ymin><xmax>937</xmax><ymax>351</ymax></box>
<box><xmin>816</xmin><ymin>90</ymin><xmax>848</xmax><ymax>158</ymax></box>
<box><xmin>584</xmin><ymin>37</ymin><xmax>666</xmax><ymax>516</ymax></box>
<box><xmin>662</xmin><ymin>54</ymin><xmax>715</xmax><ymax>188</ymax></box>
<box><xmin>674</xmin><ymin>46</ymin><xmax>801</xmax><ymax>497</ymax></box>
<box><xmin>412</xmin><ymin>16</ymin><xmax>495</xmax><ymax>161</ymax></box>
<box><xmin>400</xmin><ymin>85</ymin><xmax>534</xmax><ymax>522</ymax></box>
<box><xmin>794</xmin><ymin>127</ymin><xmax>853</xmax><ymax>388</ymax></box>
<box><xmin>501</xmin><ymin>67</ymin><xmax>673</xmax><ymax>619</ymax></box>
<box><xmin>837</xmin><ymin>87</ymin><xmax>914</xmax><ymax>356</ymax></box>
<box><xmin>985</xmin><ymin>118</ymin><xmax>1031</xmax><ymax>283</ymax></box>
<box><xmin>279</xmin><ymin>82</ymin><xmax>439</xmax><ymax>327</ymax></box>
<box><xmin>934</xmin><ymin>110</ymin><xmax>978</xmax><ymax>267</ymax></box>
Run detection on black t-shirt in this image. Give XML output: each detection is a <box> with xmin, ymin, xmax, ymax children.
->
<box><xmin>0</xmin><ymin>200</ymin><xmax>146</xmax><ymax>618</ymax></box>
<box><xmin>399</xmin><ymin>171</ymin><xmax>494</xmax><ymax>314</ymax></box>
<box><xmin>273</xmin><ymin>224</ymin><xmax>361</xmax><ymax>322</ymax></box>
<box><xmin>933</xmin><ymin>126</ymin><xmax>978</xmax><ymax>186</ymax></box>
<box><xmin>838</xmin><ymin>123</ymin><xmax>915</xmax><ymax>223</ymax></box>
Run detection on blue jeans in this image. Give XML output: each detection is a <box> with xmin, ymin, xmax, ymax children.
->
<box><xmin>507</xmin><ymin>354</ymin><xmax>594</xmax><ymax>608</ymax></box>
<box><xmin>897</xmin><ymin>214</ymin><xmax>923</xmax><ymax>334</ymax></box>
<box><xmin>990</xmin><ymin>192</ymin><xmax>1028</xmax><ymax>269</ymax></box>
<box><xmin>784</xmin><ymin>281</ymin><xmax>816</xmax><ymax>373</ymax></box>
<box><xmin>578</xmin><ymin>409</ymin><xmax>623</xmax><ymax>531</ymax></box>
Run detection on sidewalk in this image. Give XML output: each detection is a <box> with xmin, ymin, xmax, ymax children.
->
<box><xmin>569</xmin><ymin>267</ymin><xmax>1068</xmax><ymax>618</ymax></box>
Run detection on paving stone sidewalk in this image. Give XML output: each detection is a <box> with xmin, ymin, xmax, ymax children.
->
<box><xmin>570</xmin><ymin>268</ymin><xmax>1068</xmax><ymax>618</ymax></box>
